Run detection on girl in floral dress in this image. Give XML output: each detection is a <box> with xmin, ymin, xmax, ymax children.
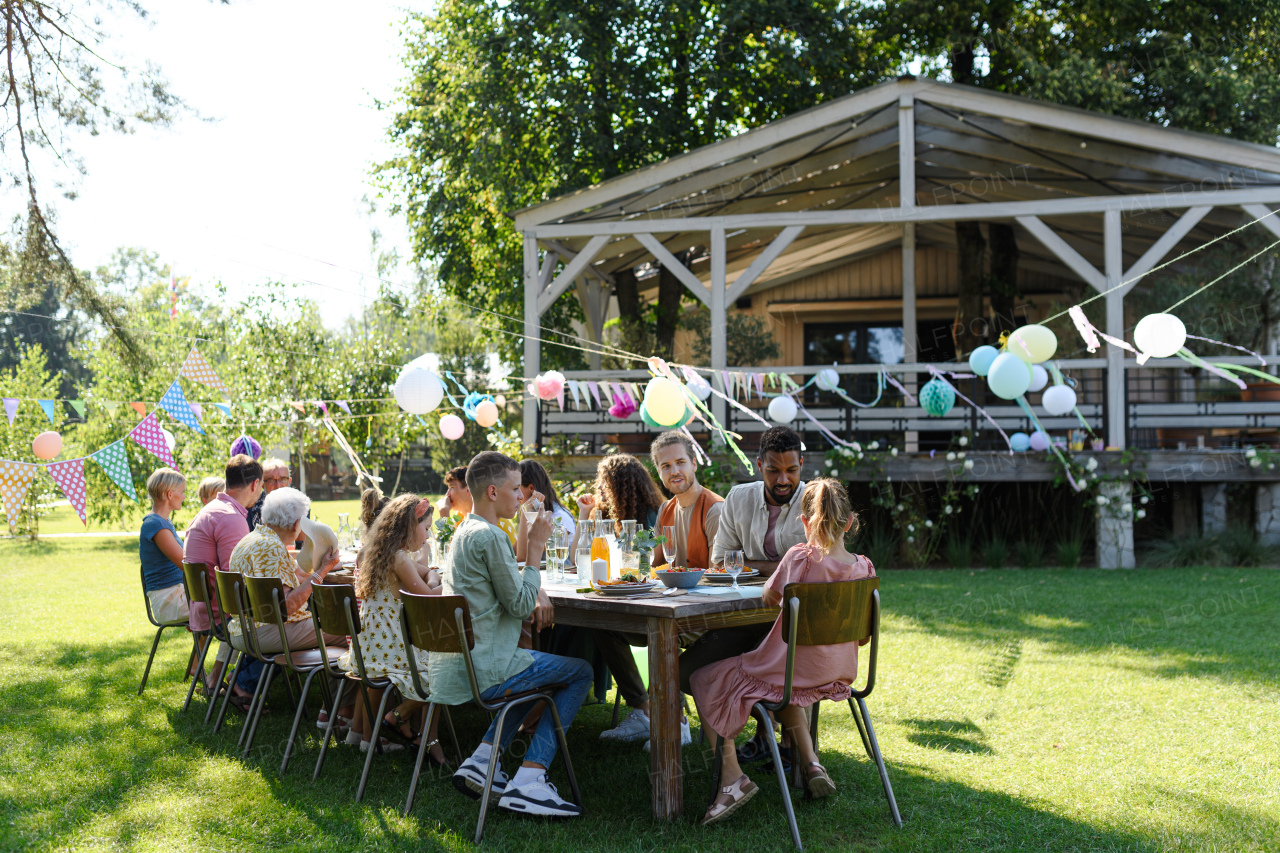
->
<box><xmin>691</xmin><ymin>478</ymin><xmax>876</xmax><ymax>826</ymax></box>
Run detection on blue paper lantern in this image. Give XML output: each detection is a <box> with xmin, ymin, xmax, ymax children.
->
<box><xmin>919</xmin><ymin>378</ymin><xmax>956</xmax><ymax>417</ymax></box>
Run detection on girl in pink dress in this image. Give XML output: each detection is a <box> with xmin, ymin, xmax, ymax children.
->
<box><xmin>691</xmin><ymin>478</ymin><xmax>875</xmax><ymax>826</ymax></box>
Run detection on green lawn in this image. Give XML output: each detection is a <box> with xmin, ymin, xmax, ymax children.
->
<box><xmin>2</xmin><ymin>539</ymin><xmax>1277</xmax><ymax>852</ymax></box>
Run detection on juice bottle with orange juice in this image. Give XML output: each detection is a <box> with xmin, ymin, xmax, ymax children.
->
<box><xmin>590</xmin><ymin>518</ymin><xmax>611</xmax><ymax>577</ymax></box>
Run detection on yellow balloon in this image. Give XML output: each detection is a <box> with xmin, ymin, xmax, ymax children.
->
<box><xmin>644</xmin><ymin>377</ymin><xmax>686</xmax><ymax>426</ymax></box>
<box><xmin>1006</xmin><ymin>324</ymin><xmax>1057</xmax><ymax>363</ymax></box>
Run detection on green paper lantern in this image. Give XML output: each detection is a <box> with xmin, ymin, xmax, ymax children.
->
<box><xmin>920</xmin><ymin>377</ymin><xmax>956</xmax><ymax>417</ymax></box>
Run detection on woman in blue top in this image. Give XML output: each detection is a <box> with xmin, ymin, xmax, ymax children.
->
<box><xmin>140</xmin><ymin>468</ymin><xmax>189</xmax><ymax>623</ymax></box>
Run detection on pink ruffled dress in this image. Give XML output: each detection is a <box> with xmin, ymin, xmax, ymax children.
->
<box><xmin>691</xmin><ymin>543</ymin><xmax>876</xmax><ymax>738</ymax></box>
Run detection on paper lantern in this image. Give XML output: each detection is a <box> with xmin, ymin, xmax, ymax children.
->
<box><xmin>230</xmin><ymin>434</ymin><xmax>261</xmax><ymax>460</ymax></box>
<box><xmin>32</xmin><ymin>431</ymin><xmax>62</xmax><ymax>460</ymax></box>
<box><xmin>968</xmin><ymin>345</ymin><xmax>999</xmax><ymax>377</ymax></box>
<box><xmin>1029</xmin><ymin>364</ymin><xmax>1050</xmax><ymax>393</ymax></box>
<box><xmin>1042</xmin><ymin>384</ymin><xmax>1077</xmax><ymax>416</ymax></box>
<box><xmin>919</xmin><ymin>377</ymin><xmax>956</xmax><ymax>417</ymax></box>
<box><xmin>394</xmin><ymin>363</ymin><xmax>444</xmax><ymax>414</ymax></box>
<box><xmin>686</xmin><ymin>374</ymin><xmax>713</xmax><ymax>401</ymax></box>
<box><xmin>534</xmin><ymin>371</ymin><xmax>566</xmax><ymax>402</ymax></box>
<box><xmin>475</xmin><ymin>400</ymin><xmax>500</xmax><ymax>428</ymax></box>
<box><xmin>815</xmin><ymin>368</ymin><xmax>840</xmax><ymax>391</ymax></box>
<box><xmin>644</xmin><ymin>377</ymin><xmax>687</xmax><ymax>426</ymax></box>
<box><xmin>439</xmin><ymin>414</ymin><xmax>465</xmax><ymax>440</ymax></box>
<box><xmin>987</xmin><ymin>352</ymin><xmax>1032</xmax><ymax>400</ymax></box>
<box><xmin>639</xmin><ymin>403</ymin><xmax>663</xmax><ymax>429</ymax></box>
<box><xmin>1133</xmin><ymin>313</ymin><xmax>1187</xmax><ymax>359</ymax></box>
<box><xmin>1010</xmin><ymin>431</ymin><xmax>1031</xmax><ymax>452</ymax></box>
<box><xmin>1007</xmin><ymin>324</ymin><xmax>1057</xmax><ymax>363</ymax></box>
<box><xmin>608</xmin><ymin>390</ymin><xmax>638</xmax><ymax>419</ymax></box>
<box><xmin>767</xmin><ymin>395</ymin><xmax>798</xmax><ymax>423</ymax></box>
<box><xmin>162</xmin><ymin>428</ymin><xmax>176</xmax><ymax>451</ymax></box>
<box><xmin>1029</xmin><ymin>430</ymin><xmax>1050</xmax><ymax>452</ymax></box>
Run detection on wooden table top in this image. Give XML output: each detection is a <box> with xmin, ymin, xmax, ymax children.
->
<box><xmin>542</xmin><ymin>578</ymin><xmax>775</xmax><ymax>633</ymax></box>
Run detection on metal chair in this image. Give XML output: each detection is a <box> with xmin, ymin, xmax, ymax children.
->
<box><xmin>213</xmin><ymin>568</ymin><xmax>291</xmax><ymax>753</ymax></box>
<box><xmin>137</xmin><ymin>566</ymin><xmax>195</xmax><ymax>696</ymax></box>
<box><xmin>242</xmin><ymin>575</ymin><xmax>347</xmax><ymax>775</ymax></box>
<box><xmin>307</xmin><ymin>580</ymin><xmax>396</xmax><ymax>802</ymax></box>
<box><xmin>398</xmin><ymin>591</ymin><xmax>581</xmax><ymax>843</ymax></box>
<box><xmin>178</xmin><ymin>561</ymin><xmax>231</xmax><ymax>719</ymax></box>
<box><xmin>711</xmin><ymin>577</ymin><xmax>901</xmax><ymax>850</ymax></box>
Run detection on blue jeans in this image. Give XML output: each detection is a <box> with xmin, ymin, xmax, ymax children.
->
<box><xmin>480</xmin><ymin>651</ymin><xmax>592</xmax><ymax>769</ymax></box>
<box><xmin>237</xmin><ymin>658</ymin><xmax>264</xmax><ymax>692</ymax></box>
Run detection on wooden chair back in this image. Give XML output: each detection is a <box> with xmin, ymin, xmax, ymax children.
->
<box><xmin>781</xmin><ymin>578</ymin><xmax>879</xmax><ymax>646</ymax></box>
<box><xmin>182</xmin><ymin>562</ymin><xmax>210</xmax><ymax>607</ymax></box>
<box><xmin>399</xmin><ymin>593</ymin><xmax>474</xmax><ymax>654</ymax></box>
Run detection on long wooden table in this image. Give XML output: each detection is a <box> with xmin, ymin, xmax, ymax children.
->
<box><xmin>543</xmin><ymin>580</ymin><xmax>777</xmax><ymax>821</ymax></box>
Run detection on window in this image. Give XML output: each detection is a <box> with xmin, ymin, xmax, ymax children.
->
<box><xmin>804</xmin><ymin>323</ymin><xmax>904</xmax><ymax>403</ymax></box>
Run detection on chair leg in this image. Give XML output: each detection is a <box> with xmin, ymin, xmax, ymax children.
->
<box><xmin>182</xmin><ymin>634</ymin><xmax>213</xmax><ymax>714</ymax></box>
<box><xmin>356</xmin><ymin>688</ymin><xmax>394</xmax><ymax>803</ymax></box>
<box><xmin>475</xmin><ymin>703</ymin><xmax>515</xmax><ymax>844</ymax></box>
<box><xmin>238</xmin><ymin>660</ymin><xmax>269</xmax><ymax>748</ymax></box>
<box><xmin>281</xmin><ymin>669</ymin><xmax>320</xmax><ymax>776</ymax></box>
<box><xmin>242</xmin><ymin>664</ymin><xmax>277</xmax><ymax>759</ymax></box>
<box><xmin>137</xmin><ymin>625</ymin><xmax>168</xmax><ymax>696</ymax></box>
<box><xmin>848</xmin><ymin>698</ymin><xmax>873</xmax><ymax>760</ymax></box>
<box><xmin>313</xmin><ymin>678</ymin><xmax>346</xmax><ymax>781</ymax></box>
<box><xmin>212</xmin><ymin>652</ymin><xmax>243</xmax><ymax>732</ymax></box>
<box><xmin>442</xmin><ymin>705</ymin><xmax>463</xmax><ymax>766</ymax></box>
<box><xmin>404</xmin><ymin>703</ymin><xmax>439</xmax><ymax>816</ymax></box>
<box><xmin>757</xmin><ymin>702</ymin><xmax>802</xmax><ymax>850</ymax></box>
<box><xmin>611</xmin><ymin>690</ymin><xmax>621</xmax><ymax>728</ymax></box>
<box><xmin>543</xmin><ymin>695</ymin><xmax>582</xmax><ymax>807</ymax></box>
<box><xmin>856</xmin><ymin>698</ymin><xmax>902</xmax><ymax>828</ymax></box>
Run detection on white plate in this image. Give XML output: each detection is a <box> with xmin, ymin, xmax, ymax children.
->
<box><xmin>593</xmin><ymin>582</ymin><xmax>658</xmax><ymax>596</ymax></box>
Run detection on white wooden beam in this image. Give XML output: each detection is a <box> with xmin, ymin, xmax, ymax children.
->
<box><xmin>635</xmin><ymin>233</ymin><xmax>711</xmax><ymax>307</ymax></box>
<box><xmin>726</xmin><ymin>226</ymin><xmax>804</xmax><ymax>304</ymax></box>
<box><xmin>1121</xmin><ymin>206</ymin><xmax>1212</xmax><ymax>293</ymax></box>
<box><xmin>532</xmin><ymin>186</ymin><xmax>1280</xmax><ymax>238</ymax></box>
<box><xmin>1104</xmin><ymin>208</ymin><xmax>1126</xmax><ymax>450</ymax></box>
<box><xmin>537</xmin><ymin>235</ymin><xmax>609</xmax><ymax>315</ymax></box>
<box><xmin>902</xmin><ymin>220</ymin><xmax>918</xmax><ymax>453</ymax></box>
<box><xmin>710</xmin><ymin>226</ymin><xmax>728</xmax><ymax>432</ymax></box>
<box><xmin>538</xmin><ymin>251</ymin><xmax>557</xmax><ymax>291</ymax></box>
<box><xmin>523</xmin><ymin>232</ymin><xmax>540</xmax><ymax>449</ymax></box>
<box><xmin>543</xmin><ymin>239</ymin><xmax>614</xmax><ymax>284</ymax></box>
<box><xmin>898</xmin><ymin>94</ymin><xmax>915</xmax><ymax>210</ymax></box>
<box><xmin>1016</xmin><ymin>215</ymin><xmax>1106</xmax><ymax>291</ymax></box>
<box><xmin>1242</xmin><ymin>204</ymin><xmax>1280</xmax><ymax>241</ymax></box>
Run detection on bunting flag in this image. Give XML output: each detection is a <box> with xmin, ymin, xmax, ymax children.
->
<box><xmin>45</xmin><ymin>457</ymin><xmax>88</xmax><ymax>525</ymax></box>
<box><xmin>130</xmin><ymin>412</ymin><xmax>178</xmax><ymax>469</ymax></box>
<box><xmin>609</xmin><ymin>383</ymin><xmax>625</xmax><ymax>406</ymax></box>
<box><xmin>67</xmin><ymin>400</ymin><xmax>86</xmax><ymax>419</ymax></box>
<box><xmin>0</xmin><ymin>461</ymin><xmax>38</xmax><ymax>526</ymax></box>
<box><xmin>37</xmin><ymin>400</ymin><xmax>57</xmax><ymax>423</ymax></box>
<box><xmin>587</xmin><ymin>381</ymin><xmax>602</xmax><ymax>408</ymax></box>
<box><xmin>242</xmin><ymin>401</ymin><xmax>256</xmax><ymax>417</ymax></box>
<box><xmin>3</xmin><ymin>398</ymin><xmax>16</xmax><ymax>426</ymax></box>
<box><xmin>316</xmin><ymin>401</ymin><xmax>328</xmax><ymax>415</ymax></box>
<box><xmin>158</xmin><ymin>381</ymin><xmax>204</xmax><ymax>434</ymax></box>
<box><xmin>103</xmin><ymin>401</ymin><xmax>120</xmax><ymax>417</ymax></box>
<box><xmin>720</xmin><ymin>370</ymin><xmax>732</xmax><ymax>396</ymax></box>
<box><xmin>753</xmin><ymin>372</ymin><xmax>765</xmax><ymax>398</ymax></box>
<box><xmin>188</xmin><ymin>402</ymin><xmax>203</xmax><ymax>420</ymax></box>
<box><xmin>213</xmin><ymin>402</ymin><xmax>232</xmax><ymax>416</ymax></box>
<box><xmin>567</xmin><ymin>380</ymin><xmax>582</xmax><ymax>408</ymax></box>
<box><xmin>290</xmin><ymin>401</ymin><xmax>307</xmax><ymax>413</ymax></box>
<box><xmin>178</xmin><ymin>346</ymin><xmax>231</xmax><ymax>395</ymax></box>
<box><xmin>90</xmin><ymin>441</ymin><xmax>138</xmax><ymax>502</ymax></box>
<box><xmin>336</xmin><ymin>400</ymin><xmax>351</xmax><ymax>415</ymax></box>
<box><xmin>130</xmin><ymin>402</ymin><xmax>147</xmax><ymax>417</ymax></box>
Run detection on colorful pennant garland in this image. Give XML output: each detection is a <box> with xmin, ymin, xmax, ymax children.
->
<box><xmin>130</xmin><ymin>413</ymin><xmax>178</xmax><ymax>469</ymax></box>
<box><xmin>0</xmin><ymin>461</ymin><xmax>38</xmax><ymax>525</ymax></box>
<box><xmin>45</xmin><ymin>457</ymin><xmax>88</xmax><ymax>524</ymax></box>
<box><xmin>90</xmin><ymin>441</ymin><xmax>138</xmax><ymax>503</ymax></box>
<box><xmin>158</xmin><ymin>381</ymin><xmax>205</xmax><ymax>434</ymax></box>
<box><xmin>178</xmin><ymin>346</ymin><xmax>231</xmax><ymax>395</ymax></box>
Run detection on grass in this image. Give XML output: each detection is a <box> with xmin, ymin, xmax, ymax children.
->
<box><xmin>3</xmin><ymin>540</ymin><xmax>1279</xmax><ymax>852</ymax></box>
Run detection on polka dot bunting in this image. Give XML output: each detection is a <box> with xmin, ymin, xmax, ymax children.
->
<box><xmin>90</xmin><ymin>440</ymin><xmax>138</xmax><ymax>503</ymax></box>
<box><xmin>158</xmin><ymin>381</ymin><xmax>205</xmax><ymax>434</ymax></box>
<box><xmin>179</xmin><ymin>347</ymin><xmax>230</xmax><ymax>395</ymax></box>
<box><xmin>45</xmin><ymin>457</ymin><xmax>88</xmax><ymax>525</ymax></box>
<box><xmin>130</xmin><ymin>412</ymin><xmax>178</xmax><ymax>470</ymax></box>
<box><xmin>0</xmin><ymin>460</ymin><xmax>38</xmax><ymax>527</ymax></box>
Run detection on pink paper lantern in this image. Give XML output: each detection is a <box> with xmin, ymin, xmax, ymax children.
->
<box><xmin>32</xmin><ymin>431</ymin><xmax>62</xmax><ymax>460</ymax></box>
<box><xmin>534</xmin><ymin>371</ymin><xmax>565</xmax><ymax>402</ymax></box>
<box><xmin>440</xmin><ymin>414</ymin><xmax>465</xmax><ymax>440</ymax></box>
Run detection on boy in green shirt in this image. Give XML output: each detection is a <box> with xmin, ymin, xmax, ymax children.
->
<box><xmin>432</xmin><ymin>451</ymin><xmax>591</xmax><ymax>818</ymax></box>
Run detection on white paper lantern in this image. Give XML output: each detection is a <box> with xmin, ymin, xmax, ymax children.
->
<box><xmin>815</xmin><ymin>368</ymin><xmax>840</xmax><ymax>391</ymax></box>
<box><xmin>1133</xmin><ymin>313</ymin><xmax>1187</xmax><ymax>359</ymax></box>
<box><xmin>1042</xmin><ymin>384</ymin><xmax>1077</xmax><ymax>416</ymax></box>
<box><xmin>767</xmin><ymin>395</ymin><xmax>798</xmax><ymax>423</ymax></box>
<box><xmin>1029</xmin><ymin>364</ymin><xmax>1050</xmax><ymax>393</ymax></box>
<box><xmin>394</xmin><ymin>363</ymin><xmax>445</xmax><ymax>414</ymax></box>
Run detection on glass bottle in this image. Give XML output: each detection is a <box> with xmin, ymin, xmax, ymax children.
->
<box><xmin>591</xmin><ymin>517</ymin><xmax>611</xmax><ymax>576</ymax></box>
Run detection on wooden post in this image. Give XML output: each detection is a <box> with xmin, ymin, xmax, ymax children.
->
<box><xmin>902</xmin><ymin>221</ymin><xmax>918</xmax><ymax>452</ymax></box>
<box><xmin>1099</xmin><ymin>209</ymin><xmax>1134</xmax><ymax>568</ymax></box>
<box><xmin>710</xmin><ymin>226</ymin><xmax>727</xmax><ymax>434</ymax></box>
<box><xmin>523</xmin><ymin>232</ymin><xmax>540</xmax><ymax>451</ymax></box>
<box><xmin>647</xmin><ymin>616</ymin><xmax>682</xmax><ymax>820</ymax></box>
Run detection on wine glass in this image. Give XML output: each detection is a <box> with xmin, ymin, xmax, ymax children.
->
<box><xmin>727</xmin><ymin>549</ymin><xmax>744</xmax><ymax>590</ymax></box>
<box><xmin>551</xmin><ymin>530</ymin><xmax>571</xmax><ymax>583</ymax></box>
<box><xmin>662</xmin><ymin>525</ymin><xmax>676</xmax><ymax>567</ymax></box>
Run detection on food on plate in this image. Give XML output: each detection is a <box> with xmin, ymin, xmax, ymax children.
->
<box><xmin>657</xmin><ymin>565</ymin><xmax>698</xmax><ymax>573</ymax></box>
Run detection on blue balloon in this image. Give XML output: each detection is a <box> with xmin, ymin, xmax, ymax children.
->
<box><xmin>1010</xmin><ymin>431</ymin><xmax>1031</xmax><ymax>452</ymax></box>
<box><xmin>987</xmin><ymin>352</ymin><xmax>1033</xmax><ymax>400</ymax></box>
<box><xmin>968</xmin><ymin>345</ymin><xmax>999</xmax><ymax>377</ymax></box>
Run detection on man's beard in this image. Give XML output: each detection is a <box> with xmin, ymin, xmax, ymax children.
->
<box><xmin>766</xmin><ymin>482</ymin><xmax>795</xmax><ymax>504</ymax></box>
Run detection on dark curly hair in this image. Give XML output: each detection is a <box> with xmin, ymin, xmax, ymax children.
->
<box><xmin>356</xmin><ymin>494</ymin><xmax>423</xmax><ymax>599</ymax></box>
<box><xmin>592</xmin><ymin>453</ymin><xmax>663</xmax><ymax>531</ymax></box>
<box><xmin>758</xmin><ymin>426</ymin><xmax>803</xmax><ymax>458</ymax></box>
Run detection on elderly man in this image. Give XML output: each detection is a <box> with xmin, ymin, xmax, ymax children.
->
<box><xmin>246</xmin><ymin>456</ymin><xmax>294</xmax><ymax>532</ymax></box>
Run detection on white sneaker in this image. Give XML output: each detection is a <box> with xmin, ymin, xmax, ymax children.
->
<box><xmin>600</xmin><ymin>709</ymin><xmax>651</xmax><ymax>742</ymax></box>
<box><xmin>643</xmin><ymin>719</ymin><xmax>693</xmax><ymax>752</ymax></box>
<box><xmin>452</xmin><ymin>758</ymin><xmax>509</xmax><ymax>803</ymax></box>
<box><xmin>497</xmin><ymin>773</ymin><xmax>582</xmax><ymax>817</ymax></box>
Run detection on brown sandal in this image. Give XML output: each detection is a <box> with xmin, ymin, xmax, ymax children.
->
<box><xmin>804</xmin><ymin>762</ymin><xmax>836</xmax><ymax>798</ymax></box>
<box><xmin>701</xmin><ymin>774</ymin><xmax>758</xmax><ymax>826</ymax></box>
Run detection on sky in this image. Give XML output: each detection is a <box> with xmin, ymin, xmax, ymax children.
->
<box><xmin>48</xmin><ymin>0</ymin><xmax>415</xmax><ymax>329</ymax></box>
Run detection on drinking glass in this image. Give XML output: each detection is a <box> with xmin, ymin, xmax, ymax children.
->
<box><xmin>522</xmin><ymin>496</ymin><xmax>542</xmax><ymax>526</ymax></box>
<box><xmin>662</xmin><ymin>525</ymin><xmax>676</xmax><ymax>567</ymax></box>
<box><xmin>551</xmin><ymin>530</ymin><xmax>571</xmax><ymax>583</ymax></box>
<box><xmin>574</xmin><ymin>545</ymin><xmax>592</xmax><ymax>580</ymax></box>
<box><xmin>727</xmin><ymin>549</ymin><xmax>744</xmax><ymax>590</ymax></box>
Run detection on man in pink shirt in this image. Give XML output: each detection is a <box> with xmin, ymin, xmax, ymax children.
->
<box><xmin>183</xmin><ymin>454</ymin><xmax>263</xmax><ymax>699</ymax></box>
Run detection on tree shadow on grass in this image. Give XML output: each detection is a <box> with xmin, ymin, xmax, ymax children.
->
<box><xmin>901</xmin><ymin>718</ymin><xmax>993</xmax><ymax>755</ymax></box>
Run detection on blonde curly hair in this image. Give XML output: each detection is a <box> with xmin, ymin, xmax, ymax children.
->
<box><xmin>356</xmin><ymin>494</ymin><xmax>423</xmax><ymax>599</ymax></box>
<box><xmin>591</xmin><ymin>454</ymin><xmax>663</xmax><ymax>532</ymax></box>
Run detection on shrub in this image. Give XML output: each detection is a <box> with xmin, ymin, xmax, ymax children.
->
<box><xmin>1145</xmin><ymin>534</ymin><xmax>1220</xmax><ymax>568</ymax></box>
<box><xmin>1012</xmin><ymin>540</ymin><xmax>1044</xmax><ymax>569</ymax></box>
<box><xmin>1217</xmin><ymin>525</ymin><xmax>1273</xmax><ymax>567</ymax></box>
<box><xmin>944</xmin><ymin>534</ymin><xmax>972</xmax><ymax>570</ymax></box>
<box><xmin>981</xmin><ymin>536</ymin><xmax>1009</xmax><ymax>569</ymax></box>
<box><xmin>1056</xmin><ymin>538</ymin><xmax>1084</xmax><ymax>569</ymax></box>
<box><xmin>857</xmin><ymin>524</ymin><xmax>898</xmax><ymax>571</ymax></box>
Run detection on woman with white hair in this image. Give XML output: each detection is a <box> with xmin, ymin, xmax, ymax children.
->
<box><xmin>227</xmin><ymin>487</ymin><xmax>344</xmax><ymax>656</ymax></box>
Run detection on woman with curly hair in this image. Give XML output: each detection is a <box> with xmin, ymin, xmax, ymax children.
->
<box><xmin>567</xmin><ymin>453</ymin><xmax>664</xmax><ymax>556</ymax></box>
<box><xmin>340</xmin><ymin>493</ymin><xmax>448</xmax><ymax>765</ymax></box>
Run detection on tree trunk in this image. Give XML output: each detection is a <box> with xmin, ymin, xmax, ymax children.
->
<box><xmin>953</xmin><ymin>222</ymin><xmax>987</xmax><ymax>357</ymax></box>
<box><xmin>987</xmin><ymin>222</ymin><xmax>1020</xmax><ymax>337</ymax></box>
<box><xmin>653</xmin><ymin>254</ymin><xmax>686</xmax><ymax>360</ymax></box>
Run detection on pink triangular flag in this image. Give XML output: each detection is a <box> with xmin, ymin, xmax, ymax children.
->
<box><xmin>317</xmin><ymin>401</ymin><xmax>329</xmax><ymax>415</ymax></box>
<box><xmin>610</xmin><ymin>383</ymin><xmax>626</xmax><ymax>405</ymax></box>
<box><xmin>753</xmin><ymin>373</ymin><xmax>765</xmax><ymax>397</ymax></box>
<box><xmin>129</xmin><ymin>412</ymin><xmax>178</xmax><ymax>469</ymax></box>
<box><xmin>45</xmin><ymin>457</ymin><xmax>88</xmax><ymax>525</ymax></box>
<box><xmin>188</xmin><ymin>401</ymin><xmax>203</xmax><ymax>420</ymax></box>
<box><xmin>336</xmin><ymin>400</ymin><xmax>351</xmax><ymax>415</ymax></box>
<box><xmin>720</xmin><ymin>371</ymin><xmax>733</xmax><ymax>397</ymax></box>
<box><xmin>0</xmin><ymin>460</ymin><xmax>38</xmax><ymax>526</ymax></box>
<box><xmin>587</xmin><ymin>381</ymin><xmax>602</xmax><ymax>408</ymax></box>
<box><xmin>2</xmin><ymin>398</ymin><xmax>16</xmax><ymax>425</ymax></box>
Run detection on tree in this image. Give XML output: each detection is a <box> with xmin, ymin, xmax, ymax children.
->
<box><xmin>680</xmin><ymin>307</ymin><xmax>780</xmax><ymax>368</ymax></box>
<box><xmin>422</xmin><ymin>301</ymin><xmax>496</xmax><ymax>474</ymax></box>
<box><xmin>380</xmin><ymin>0</ymin><xmax>895</xmax><ymax>370</ymax></box>
<box><xmin>0</xmin><ymin>343</ymin><xmax>64</xmax><ymax>538</ymax></box>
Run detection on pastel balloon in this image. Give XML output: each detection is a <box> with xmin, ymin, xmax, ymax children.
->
<box><xmin>474</xmin><ymin>400</ymin><xmax>500</xmax><ymax>428</ymax></box>
<box><xmin>987</xmin><ymin>352</ymin><xmax>1032</xmax><ymax>400</ymax></box>
<box><xmin>1029</xmin><ymin>430</ymin><xmax>1050</xmax><ymax>452</ymax></box>
<box><xmin>639</xmin><ymin>403</ymin><xmax>662</xmax><ymax>429</ymax></box>
<box><xmin>393</xmin><ymin>363</ymin><xmax>445</xmax><ymax>415</ymax></box>
<box><xmin>919</xmin><ymin>377</ymin><xmax>956</xmax><ymax>417</ymax></box>
<box><xmin>815</xmin><ymin>368</ymin><xmax>841</xmax><ymax>391</ymax></box>
<box><xmin>439</xmin><ymin>414</ymin><xmax>465</xmax><ymax>440</ymax></box>
<box><xmin>644</xmin><ymin>377</ymin><xmax>687</xmax><ymax>426</ymax></box>
<box><xmin>1007</xmin><ymin>324</ymin><xmax>1057</xmax><ymax>363</ymax></box>
<box><xmin>32</xmin><ymin>431</ymin><xmax>62</xmax><ymax>460</ymax></box>
<box><xmin>1010</xmin><ymin>431</ymin><xmax>1031</xmax><ymax>452</ymax></box>
<box><xmin>1029</xmin><ymin>364</ymin><xmax>1050</xmax><ymax>393</ymax></box>
<box><xmin>1133</xmin><ymin>313</ymin><xmax>1187</xmax><ymax>359</ymax></box>
<box><xmin>686</xmin><ymin>374</ymin><xmax>713</xmax><ymax>401</ymax></box>
<box><xmin>767</xmin><ymin>394</ymin><xmax>798</xmax><ymax>424</ymax></box>
<box><xmin>1042</xmin><ymin>384</ymin><xmax>1078</xmax><ymax>416</ymax></box>
<box><xmin>968</xmin><ymin>345</ymin><xmax>999</xmax><ymax>377</ymax></box>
